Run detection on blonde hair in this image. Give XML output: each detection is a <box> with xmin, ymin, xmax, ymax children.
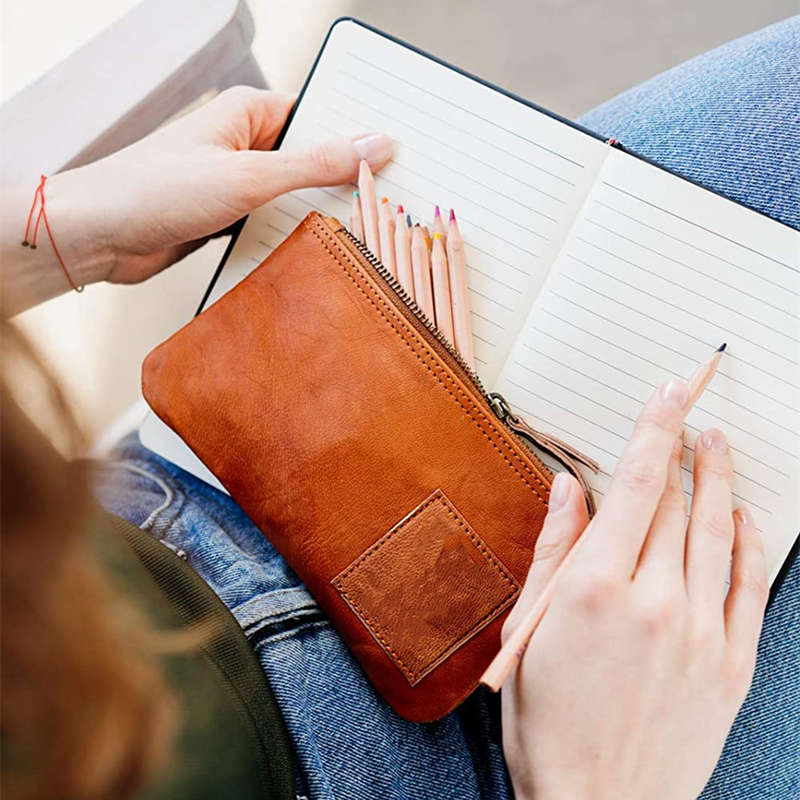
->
<box><xmin>1</xmin><ymin>320</ymin><xmax>177</xmax><ymax>800</ymax></box>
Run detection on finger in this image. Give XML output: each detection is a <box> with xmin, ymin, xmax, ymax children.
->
<box><xmin>579</xmin><ymin>379</ymin><xmax>688</xmax><ymax>576</ymax></box>
<box><xmin>685</xmin><ymin>428</ymin><xmax>735</xmax><ymax>609</ymax></box>
<box><xmin>236</xmin><ymin>133</ymin><xmax>393</xmax><ymax>203</ymax></box>
<box><xmin>248</xmin><ymin>91</ymin><xmax>298</xmax><ymax>150</ymax></box>
<box><xmin>502</xmin><ymin>473</ymin><xmax>587</xmax><ymax>641</ymax></box>
<box><xmin>635</xmin><ymin>429</ymin><xmax>688</xmax><ymax>582</ymax></box>
<box><xmin>724</xmin><ymin>507</ymin><xmax>768</xmax><ymax>654</ymax></box>
<box><xmin>188</xmin><ymin>87</ymin><xmax>296</xmax><ymax>150</ymax></box>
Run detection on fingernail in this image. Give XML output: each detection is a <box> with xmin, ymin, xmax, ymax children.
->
<box><xmin>548</xmin><ymin>472</ymin><xmax>570</xmax><ymax>512</ymax></box>
<box><xmin>659</xmin><ymin>379</ymin><xmax>688</xmax><ymax>408</ymax></box>
<box><xmin>701</xmin><ymin>428</ymin><xmax>728</xmax><ymax>453</ymax></box>
<box><xmin>352</xmin><ymin>133</ymin><xmax>393</xmax><ymax>165</ymax></box>
<box><xmin>734</xmin><ymin>507</ymin><xmax>754</xmax><ymax>527</ymax></box>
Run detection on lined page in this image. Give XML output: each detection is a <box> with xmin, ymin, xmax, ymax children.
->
<box><xmin>496</xmin><ymin>151</ymin><xmax>800</xmax><ymax>583</ymax></box>
<box><xmin>203</xmin><ymin>18</ymin><xmax>607</xmax><ymax>383</ymax></box>
<box><xmin>141</xmin><ymin>18</ymin><xmax>608</xmax><ymax>490</ymax></box>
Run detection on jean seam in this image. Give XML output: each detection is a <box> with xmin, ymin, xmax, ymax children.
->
<box><xmin>103</xmin><ymin>458</ymin><xmax>188</xmax><ymax>541</ymax></box>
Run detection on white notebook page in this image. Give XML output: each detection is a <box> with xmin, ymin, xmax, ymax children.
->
<box><xmin>141</xmin><ymin>19</ymin><xmax>799</xmax><ymax>583</ymax></box>
<box><xmin>496</xmin><ymin>150</ymin><xmax>800</xmax><ymax>583</ymax></box>
<box><xmin>201</xmin><ymin>18</ymin><xmax>608</xmax><ymax>383</ymax></box>
<box><xmin>141</xmin><ymin>18</ymin><xmax>609</xmax><ymax>487</ymax></box>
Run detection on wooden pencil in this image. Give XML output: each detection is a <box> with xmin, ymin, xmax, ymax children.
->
<box><xmin>378</xmin><ymin>197</ymin><xmax>397</xmax><ymax>278</ymax></box>
<box><xmin>686</xmin><ymin>342</ymin><xmax>726</xmax><ymax>408</ymax></box>
<box><xmin>431</xmin><ymin>233</ymin><xmax>455</xmax><ymax>343</ymax></box>
<box><xmin>479</xmin><ymin>343</ymin><xmax>728</xmax><ymax>692</ymax></box>
<box><xmin>411</xmin><ymin>224</ymin><xmax>435</xmax><ymax>321</ymax></box>
<box><xmin>394</xmin><ymin>205</ymin><xmax>414</xmax><ymax>300</ymax></box>
<box><xmin>432</xmin><ymin>204</ymin><xmax>447</xmax><ymax>245</ymax></box>
<box><xmin>422</xmin><ymin>226</ymin><xmax>432</xmax><ymax>251</ymax></box>
<box><xmin>350</xmin><ymin>190</ymin><xmax>364</xmax><ymax>243</ymax></box>
<box><xmin>358</xmin><ymin>159</ymin><xmax>381</xmax><ymax>259</ymax></box>
<box><xmin>446</xmin><ymin>210</ymin><xmax>475</xmax><ymax>368</ymax></box>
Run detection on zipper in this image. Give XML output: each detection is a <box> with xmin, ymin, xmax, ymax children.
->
<box><xmin>323</xmin><ymin>215</ymin><xmax>553</xmax><ymax>484</ymax></box>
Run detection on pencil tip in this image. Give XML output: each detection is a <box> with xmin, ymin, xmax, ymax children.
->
<box><xmin>396</xmin><ymin>204</ymin><xmax>404</xmax><ymax>213</ymax></box>
<box><xmin>717</xmin><ymin>342</ymin><xmax>727</xmax><ymax>352</ymax></box>
<box><xmin>449</xmin><ymin>208</ymin><xmax>456</xmax><ymax>223</ymax></box>
<box><xmin>434</xmin><ymin>232</ymin><xmax>441</xmax><ymax>239</ymax></box>
<box><xmin>406</xmin><ymin>214</ymin><xmax>412</xmax><ymax>227</ymax></box>
<box><xmin>434</xmin><ymin>205</ymin><xmax>441</xmax><ymax>218</ymax></box>
<box><xmin>352</xmin><ymin>190</ymin><xmax>359</xmax><ymax>198</ymax></box>
<box><xmin>381</xmin><ymin>196</ymin><xmax>389</xmax><ymax>204</ymax></box>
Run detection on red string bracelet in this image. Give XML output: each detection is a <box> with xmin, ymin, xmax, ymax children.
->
<box><xmin>21</xmin><ymin>174</ymin><xmax>83</xmax><ymax>293</ymax></box>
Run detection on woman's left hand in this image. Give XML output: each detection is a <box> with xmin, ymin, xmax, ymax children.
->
<box><xmin>2</xmin><ymin>87</ymin><xmax>392</xmax><ymax>313</ymax></box>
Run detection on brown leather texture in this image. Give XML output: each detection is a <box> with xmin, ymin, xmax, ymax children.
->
<box><xmin>332</xmin><ymin>488</ymin><xmax>520</xmax><ymax>687</ymax></box>
<box><xmin>142</xmin><ymin>211</ymin><xmax>552</xmax><ymax>722</ymax></box>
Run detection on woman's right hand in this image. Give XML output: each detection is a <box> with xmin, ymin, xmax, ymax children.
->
<box><xmin>501</xmin><ymin>379</ymin><xmax>768</xmax><ymax>800</ymax></box>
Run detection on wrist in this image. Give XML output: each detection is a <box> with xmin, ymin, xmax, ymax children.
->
<box><xmin>1</xmin><ymin>169</ymin><xmax>116</xmax><ymax>314</ymax></box>
<box><xmin>41</xmin><ymin>169</ymin><xmax>116</xmax><ymax>286</ymax></box>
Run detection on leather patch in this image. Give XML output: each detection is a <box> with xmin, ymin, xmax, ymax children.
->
<box><xmin>332</xmin><ymin>490</ymin><xmax>520</xmax><ymax>686</ymax></box>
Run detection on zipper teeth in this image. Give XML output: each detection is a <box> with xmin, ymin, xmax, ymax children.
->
<box><xmin>334</xmin><ymin>222</ymin><xmax>553</xmax><ymax>483</ymax></box>
<box><xmin>336</xmin><ymin>226</ymin><xmax>493</xmax><ymax>403</ymax></box>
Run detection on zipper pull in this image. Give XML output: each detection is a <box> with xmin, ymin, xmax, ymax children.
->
<box><xmin>489</xmin><ymin>392</ymin><xmax>599</xmax><ymax>516</ymax></box>
<box><xmin>488</xmin><ymin>392</ymin><xmax>514</xmax><ymax>422</ymax></box>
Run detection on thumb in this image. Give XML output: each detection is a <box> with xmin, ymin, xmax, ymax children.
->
<box><xmin>239</xmin><ymin>133</ymin><xmax>393</xmax><ymax>202</ymax></box>
<box><xmin>503</xmin><ymin>472</ymin><xmax>588</xmax><ymax>641</ymax></box>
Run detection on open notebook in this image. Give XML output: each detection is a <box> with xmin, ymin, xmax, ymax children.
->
<box><xmin>141</xmin><ymin>18</ymin><xmax>799</xmax><ymax>587</ymax></box>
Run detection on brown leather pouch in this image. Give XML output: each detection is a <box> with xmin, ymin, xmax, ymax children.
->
<box><xmin>142</xmin><ymin>211</ymin><xmax>554</xmax><ymax>722</ymax></box>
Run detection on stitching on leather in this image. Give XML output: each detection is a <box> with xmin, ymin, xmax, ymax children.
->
<box><xmin>331</xmin><ymin>489</ymin><xmax>520</xmax><ymax>685</ymax></box>
<box><xmin>304</xmin><ymin>216</ymin><xmax>549</xmax><ymax>505</ymax></box>
<box><xmin>335</xmin><ymin>491</ymin><xmax>516</xmax><ymax>588</ymax></box>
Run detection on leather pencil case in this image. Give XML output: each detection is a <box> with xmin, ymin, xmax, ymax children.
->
<box><xmin>142</xmin><ymin>211</ymin><xmax>561</xmax><ymax>722</ymax></box>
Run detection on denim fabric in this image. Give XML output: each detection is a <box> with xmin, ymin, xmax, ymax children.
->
<box><xmin>94</xmin><ymin>17</ymin><xmax>799</xmax><ymax>800</ymax></box>
<box><xmin>580</xmin><ymin>18</ymin><xmax>800</xmax><ymax>799</ymax></box>
<box><xmin>578</xmin><ymin>15</ymin><xmax>800</xmax><ymax>232</ymax></box>
<box><xmin>92</xmin><ymin>437</ymin><xmax>511</xmax><ymax>800</ymax></box>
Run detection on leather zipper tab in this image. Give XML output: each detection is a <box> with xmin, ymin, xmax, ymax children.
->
<box><xmin>489</xmin><ymin>392</ymin><xmax>599</xmax><ymax>516</ymax></box>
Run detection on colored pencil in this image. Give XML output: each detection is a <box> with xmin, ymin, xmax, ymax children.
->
<box><xmin>422</xmin><ymin>225</ymin><xmax>432</xmax><ymax>251</ymax></box>
<box><xmin>446</xmin><ymin>210</ymin><xmax>474</xmax><ymax>368</ymax></box>
<box><xmin>378</xmin><ymin>197</ymin><xmax>397</xmax><ymax>278</ymax></box>
<box><xmin>479</xmin><ymin>343</ymin><xmax>727</xmax><ymax>692</ymax></box>
<box><xmin>394</xmin><ymin>205</ymin><xmax>414</xmax><ymax>299</ymax></box>
<box><xmin>431</xmin><ymin>233</ymin><xmax>454</xmax><ymax>343</ymax></box>
<box><xmin>686</xmin><ymin>343</ymin><xmax>726</xmax><ymax>408</ymax></box>
<box><xmin>411</xmin><ymin>224</ymin><xmax>435</xmax><ymax>320</ymax></box>
<box><xmin>432</xmin><ymin>204</ymin><xmax>447</xmax><ymax>244</ymax></box>
<box><xmin>350</xmin><ymin>190</ymin><xmax>364</xmax><ymax>243</ymax></box>
<box><xmin>358</xmin><ymin>159</ymin><xmax>381</xmax><ymax>259</ymax></box>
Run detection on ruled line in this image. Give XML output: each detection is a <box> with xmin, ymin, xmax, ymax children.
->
<box><xmin>289</xmin><ymin>186</ymin><xmax>531</xmax><ymax>295</ymax></box>
<box><xmin>506</xmin><ymin>373</ymin><xmax>775</xmax><ymax>514</ymax></box>
<box><xmin>516</xmin><ymin>352</ymin><xmax>786</xmax><ymax>491</ymax></box>
<box><xmin>347</xmin><ymin>51</ymin><xmax>586</xmax><ymax>169</ymax></box>
<box><xmin>331</xmin><ymin>77</ymin><xmax>569</xmax><ymax>202</ymax></box>
<box><xmin>541</xmin><ymin>297</ymin><xmax>797</xmax><ymax>415</ymax></box>
<box><xmin>524</xmin><ymin>331</ymin><xmax>798</xmax><ymax>439</ymax></box>
<box><xmin>554</xmin><ymin>274</ymin><xmax>800</xmax><ymax>390</ymax></box>
<box><xmin>467</xmin><ymin>265</ymin><xmax>523</xmax><ymax>294</ymax></box>
<box><xmin>373</xmin><ymin>172</ymin><xmax>545</xmax><ymax>257</ymax></box>
<box><xmin>594</xmin><ymin>199</ymin><xmax>800</xmax><ymax>298</ymax></box>
<box><xmin>602</xmin><ymin>182</ymin><xmax>799</xmax><ymax>273</ymax></box>
<box><xmin>326</xmin><ymin>100</ymin><xmax>558</xmax><ymax>225</ymax></box>
<box><xmin>568</xmin><ymin>248</ymin><xmax>799</xmax><ymax>363</ymax></box>
<box><xmin>580</xmin><ymin>219</ymin><xmax>799</xmax><ymax>324</ymax></box>
<box><xmin>536</xmin><ymin>307</ymin><xmax>795</xmax><ymax>467</ymax></box>
<box><xmin>469</xmin><ymin>286</ymin><xmax>515</xmax><ymax>312</ymax></box>
<box><xmin>269</xmin><ymin>194</ymin><xmax>518</xmax><ymax>338</ymax></box>
<box><xmin>473</xmin><ymin>332</ymin><xmax>497</xmax><ymax>347</ymax></box>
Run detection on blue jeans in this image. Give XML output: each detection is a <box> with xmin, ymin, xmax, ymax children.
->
<box><xmin>94</xmin><ymin>16</ymin><xmax>800</xmax><ymax>800</ymax></box>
